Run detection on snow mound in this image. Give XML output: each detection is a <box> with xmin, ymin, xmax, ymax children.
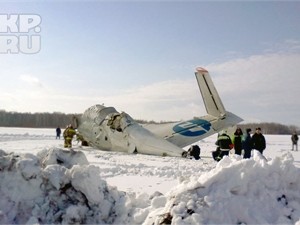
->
<box><xmin>145</xmin><ymin>151</ymin><xmax>300</xmax><ymax>225</ymax></box>
<box><xmin>39</xmin><ymin>147</ymin><xmax>89</xmax><ymax>168</ymax></box>
<box><xmin>2</xmin><ymin>147</ymin><xmax>300</xmax><ymax>225</ymax></box>
<box><xmin>0</xmin><ymin>148</ymin><xmax>134</xmax><ymax>224</ymax></box>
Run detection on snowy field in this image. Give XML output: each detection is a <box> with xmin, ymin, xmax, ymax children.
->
<box><xmin>1</xmin><ymin>127</ymin><xmax>300</xmax><ymax>224</ymax></box>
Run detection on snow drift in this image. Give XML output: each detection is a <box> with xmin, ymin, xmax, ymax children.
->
<box><xmin>0</xmin><ymin>148</ymin><xmax>131</xmax><ymax>224</ymax></box>
<box><xmin>1</xmin><ymin>147</ymin><xmax>300</xmax><ymax>224</ymax></box>
<box><xmin>146</xmin><ymin>152</ymin><xmax>300</xmax><ymax>224</ymax></box>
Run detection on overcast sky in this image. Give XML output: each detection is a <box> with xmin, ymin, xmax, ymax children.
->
<box><xmin>0</xmin><ymin>1</ymin><xmax>300</xmax><ymax>126</ymax></box>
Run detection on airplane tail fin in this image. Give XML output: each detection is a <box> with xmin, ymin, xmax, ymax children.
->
<box><xmin>195</xmin><ymin>67</ymin><xmax>226</xmax><ymax>118</ymax></box>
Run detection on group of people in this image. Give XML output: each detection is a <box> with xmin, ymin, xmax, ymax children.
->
<box><xmin>213</xmin><ymin>127</ymin><xmax>266</xmax><ymax>161</ymax></box>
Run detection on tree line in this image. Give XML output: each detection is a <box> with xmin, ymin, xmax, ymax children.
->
<box><xmin>0</xmin><ymin>110</ymin><xmax>298</xmax><ymax>134</ymax></box>
<box><xmin>0</xmin><ymin>110</ymin><xmax>78</xmax><ymax>128</ymax></box>
<box><xmin>238</xmin><ymin>123</ymin><xmax>299</xmax><ymax>135</ymax></box>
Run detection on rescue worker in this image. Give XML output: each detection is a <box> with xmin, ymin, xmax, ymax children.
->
<box><xmin>291</xmin><ymin>131</ymin><xmax>298</xmax><ymax>151</ymax></box>
<box><xmin>243</xmin><ymin>128</ymin><xmax>253</xmax><ymax>159</ymax></box>
<box><xmin>233</xmin><ymin>128</ymin><xmax>243</xmax><ymax>155</ymax></box>
<box><xmin>251</xmin><ymin>127</ymin><xmax>266</xmax><ymax>154</ymax></box>
<box><xmin>214</xmin><ymin>130</ymin><xmax>233</xmax><ymax>161</ymax></box>
<box><xmin>63</xmin><ymin>125</ymin><xmax>76</xmax><ymax>148</ymax></box>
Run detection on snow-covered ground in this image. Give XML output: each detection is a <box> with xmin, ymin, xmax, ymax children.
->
<box><xmin>0</xmin><ymin>127</ymin><xmax>300</xmax><ymax>224</ymax></box>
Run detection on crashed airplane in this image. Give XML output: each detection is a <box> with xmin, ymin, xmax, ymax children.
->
<box><xmin>73</xmin><ymin>68</ymin><xmax>243</xmax><ymax>158</ymax></box>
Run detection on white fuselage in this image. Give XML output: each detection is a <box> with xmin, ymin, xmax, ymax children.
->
<box><xmin>75</xmin><ymin>68</ymin><xmax>243</xmax><ymax>157</ymax></box>
<box><xmin>76</xmin><ymin>105</ymin><xmax>186</xmax><ymax>157</ymax></box>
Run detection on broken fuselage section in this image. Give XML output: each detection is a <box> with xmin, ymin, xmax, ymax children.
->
<box><xmin>74</xmin><ymin>104</ymin><xmax>187</xmax><ymax>157</ymax></box>
<box><xmin>73</xmin><ymin>68</ymin><xmax>243</xmax><ymax>158</ymax></box>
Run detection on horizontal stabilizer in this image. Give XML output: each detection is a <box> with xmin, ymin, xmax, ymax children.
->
<box><xmin>195</xmin><ymin>67</ymin><xmax>226</xmax><ymax>117</ymax></box>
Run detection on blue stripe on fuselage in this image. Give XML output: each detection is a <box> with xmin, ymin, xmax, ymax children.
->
<box><xmin>172</xmin><ymin>119</ymin><xmax>211</xmax><ymax>137</ymax></box>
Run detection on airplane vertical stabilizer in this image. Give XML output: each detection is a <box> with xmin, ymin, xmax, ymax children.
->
<box><xmin>195</xmin><ymin>67</ymin><xmax>226</xmax><ymax>118</ymax></box>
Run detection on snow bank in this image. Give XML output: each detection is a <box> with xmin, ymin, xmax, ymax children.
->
<box><xmin>2</xmin><ymin>146</ymin><xmax>300</xmax><ymax>225</ymax></box>
<box><xmin>0</xmin><ymin>148</ymin><xmax>135</xmax><ymax>224</ymax></box>
<box><xmin>145</xmin><ymin>151</ymin><xmax>300</xmax><ymax>225</ymax></box>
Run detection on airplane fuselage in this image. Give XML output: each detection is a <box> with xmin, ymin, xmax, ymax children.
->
<box><xmin>75</xmin><ymin>105</ymin><xmax>187</xmax><ymax>157</ymax></box>
<box><xmin>74</xmin><ymin>68</ymin><xmax>243</xmax><ymax>158</ymax></box>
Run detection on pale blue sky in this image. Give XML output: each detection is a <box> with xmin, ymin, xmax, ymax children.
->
<box><xmin>1</xmin><ymin>1</ymin><xmax>300</xmax><ymax>125</ymax></box>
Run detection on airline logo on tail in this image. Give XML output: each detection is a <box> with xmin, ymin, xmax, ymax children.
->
<box><xmin>173</xmin><ymin>119</ymin><xmax>211</xmax><ymax>136</ymax></box>
<box><xmin>168</xmin><ymin>67</ymin><xmax>242</xmax><ymax>142</ymax></box>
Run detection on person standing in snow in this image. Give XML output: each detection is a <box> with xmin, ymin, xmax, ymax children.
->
<box><xmin>56</xmin><ymin>126</ymin><xmax>61</xmax><ymax>139</ymax></box>
<box><xmin>243</xmin><ymin>128</ymin><xmax>253</xmax><ymax>159</ymax></box>
<box><xmin>291</xmin><ymin>131</ymin><xmax>298</xmax><ymax>151</ymax></box>
<box><xmin>251</xmin><ymin>127</ymin><xmax>266</xmax><ymax>154</ymax></box>
<box><xmin>63</xmin><ymin>125</ymin><xmax>76</xmax><ymax>148</ymax></box>
<box><xmin>214</xmin><ymin>130</ymin><xmax>233</xmax><ymax>161</ymax></box>
<box><xmin>232</xmin><ymin>128</ymin><xmax>243</xmax><ymax>155</ymax></box>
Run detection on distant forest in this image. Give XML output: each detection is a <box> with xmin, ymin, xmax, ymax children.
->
<box><xmin>0</xmin><ymin>110</ymin><xmax>78</xmax><ymax>128</ymax></box>
<box><xmin>0</xmin><ymin>110</ymin><xmax>298</xmax><ymax>134</ymax></box>
<box><xmin>238</xmin><ymin>123</ymin><xmax>299</xmax><ymax>135</ymax></box>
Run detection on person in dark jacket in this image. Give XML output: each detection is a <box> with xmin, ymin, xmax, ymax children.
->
<box><xmin>291</xmin><ymin>131</ymin><xmax>298</xmax><ymax>151</ymax></box>
<box><xmin>233</xmin><ymin>128</ymin><xmax>243</xmax><ymax>155</ymax></box>
<box><xmin>251</xmin><ymin>127</ymin><xmax>266</xmax><ymax>154</ymax></box>
<box><xmin>187</xmin><ymin>145</ymin><xmax>201</xmax><ymax>160</ymax></box>
<box><xmin>214</xmin><ymin>131</ymin><xmax>233</xmax><ymax>161</ymax></box>
<box><xmin>56</xmin><ymin>126</ymin><xmax>61</xmax><ymax>139</ymax></box>
<box><xmin>243</xmin><ymin>128</ymin><xmax>253</xmax><ymax>158</ymax></box>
